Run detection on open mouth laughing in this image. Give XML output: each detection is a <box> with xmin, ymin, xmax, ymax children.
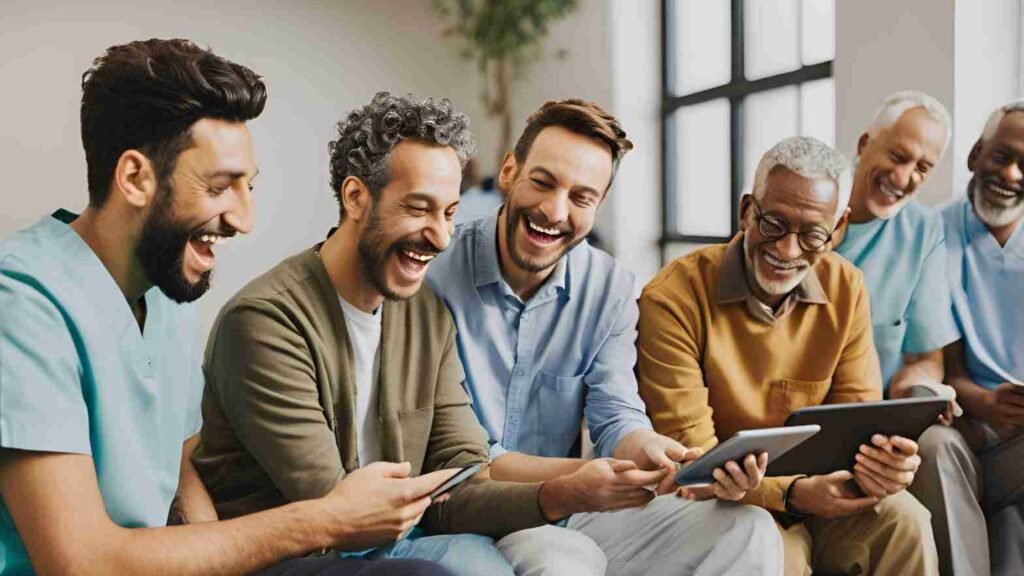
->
<box><xmin>877</xmin><ymin>178</ymin><xmax>907</xmax><ymax>203</ymax></box>
<box><xmin>984</xmin><ymin>180</ymin><xmax>1024</xmax><ymax>205</ymax></box>
<box><xmin>394</xmin><ymin>244</ymin><xmax>438</xmax><ymax>281</ymax></box>
<box><xmin>522</xmin><ymin>215</ymin><xmax>570</xmax><ymax>247</ymax></box>
<box><xmin>185</xmin><ymin>231</ymin><xmax>233</xmax><ymax>276</ymax></box>
<box><xmin>761</xmin><ymin>249</ymin><xmax>807</xmax><ymax>273</ymax></box>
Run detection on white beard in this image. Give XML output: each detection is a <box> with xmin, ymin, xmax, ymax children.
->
<box><xmin>744</xmin><ymin>234</ymin><xmax>808</xmax><ymax>297</ymax></box>
<box><xmin>970</xmin><ymin>178</ymin><xmax>1024</xmax><ymax>228</ymax></box>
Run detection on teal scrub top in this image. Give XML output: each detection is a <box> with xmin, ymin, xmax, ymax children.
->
<box><xmin>835</xmin><ymin>201</ymin><xmax>960</xmax><ymax>391</ymax></box>
<box><xmin>942</xmin><ymin>197</ymin><xmax>1024</xmax><ymax>389</ymax></box>
<box><xmin>0</xmin><ymin>211</ymin><xmax>204</xmax><ymax>575</ymax></box>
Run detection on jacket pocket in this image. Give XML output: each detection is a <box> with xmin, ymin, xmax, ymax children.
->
<box><xmin>397</xmin><ymin>406</ymin><xmax>434</xmax><ymax>474</ymax></box>
<box><xmin>770</xmin><ymin>377</ymin><xmax>831</xmax><ymax>419</ymax></box>
<box><xmin>537</xmin><ymin>372</ymin><xmax>586</xmax><ymax>457</ymax></box>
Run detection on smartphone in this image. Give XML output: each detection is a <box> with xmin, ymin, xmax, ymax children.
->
<box><xmin>429</xmin><ymin>463</ymin><xmax>484</xmax><ymax>499</ymax></box>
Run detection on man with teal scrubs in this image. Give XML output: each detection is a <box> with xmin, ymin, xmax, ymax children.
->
<box><xmin>0</xmin><ymin>39</ymin><xmax>452</xmax><ymax>576</ymax></box>
<box><xmin>912</xmin><ymin>99</ymin><xmax>1024</xmax><ymax>576</ymax></box>
<box><xmin>834</xmin><ymin>91</ymin><xmax>959</xmax><ymax>398</ymax></box>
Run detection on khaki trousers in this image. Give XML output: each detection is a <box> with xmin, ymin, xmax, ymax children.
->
<box><xmin>909</xmin><ymin>421</ymin><xmax>1024</xmax><ymax>576</ymax></box>
<box><xmin>776</xmin><ymin>490</ymin><xmax>938</xmax><ymax>576</ymax></box>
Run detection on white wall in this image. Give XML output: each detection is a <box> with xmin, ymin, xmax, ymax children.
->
<box><xmin>835</xmin><ymin>0</ymin><xmax>956</xmax><ymax>206</ymax></box>
<box><xmin>953</xmin><ymin>0</ymin><xmax>1021</xmax><ymax>197</ymax></box>
<box><xmin>0</xmin><ymin>0</ymin><xmax>500</xmax><ymax>343</ymax></box>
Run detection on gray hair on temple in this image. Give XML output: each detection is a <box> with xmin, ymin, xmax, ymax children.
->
<box><xmin>328</xmin><ymin>91</ymin><xmax>477</xmax><ymax>217</ymax></box>
<box><xmin>866</xmin><ymin>90</ymin><xmax>952</xmax><ymax>154</ymax></box>
<box><xmin>979</xmin><ymin>98</ymin><xmax>1024</xmax><ymax>144</ymax></box>
<box><xmin>752</xmin><ymin>136</ymin><xmax>852</xmax><ymax>222</ymax></box>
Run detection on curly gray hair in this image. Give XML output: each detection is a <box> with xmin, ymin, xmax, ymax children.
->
<box><xmin>752</xmin><ymin>136</ymin><xmax>852</xmax><ymax>222</ymax></box>
<box><xmin>328</xmin><ymin>91</ymin><xmax>476</xmax><ymax>216</ymax></box>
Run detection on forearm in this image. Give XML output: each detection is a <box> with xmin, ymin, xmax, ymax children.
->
<box><xmin>172</xmin><ymin>436</ymin><xmax>218</xmax><ymax>524</ymax></box>
<box><xmin>612</xmin><ymin>429</ymin><xmax>660</xmax><ymax>465</ymax></box>
<box><xmin>425</xmin><ymin>478</ymin><xmax>546</xmax><ymax>537</ymax></box>
<box><xmin>38</xmin><ymin>500</ymin><xmax>330</xmax><ymax>576</ymax></box>
<box><xmin>889</xmin><ymin>350</ymin><xmax>944</xmax><ymax>398</ymax></box>
<box><xmin>489</xmin><ymin>451</ymin><xmax>586</xmax><ymax>482</ymax></box>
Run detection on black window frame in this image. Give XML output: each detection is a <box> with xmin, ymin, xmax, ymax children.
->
<box><xmin>661</xmin><ymin>0</ymin><xmax>834</xmax><ymax>257</ymax></box>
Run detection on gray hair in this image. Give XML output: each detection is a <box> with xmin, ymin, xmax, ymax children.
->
<box><xmin>980</xmin><ymin>98</ymin><xmax>1024</xmax><ymax>143</ymax></box>
<box><xmin>866</xmin><ymin>90</ymin><xmax>952</xmax><ymax>154</ymax></box>
<box><xmin>752</xmin><ymin>136</ymin><xmax>852</xmax><ymax>222</ymax></box>
<box><xmin>328</xmin><ymin>91</ymin><xmax>476</xmax><ymax>215</ymax></box>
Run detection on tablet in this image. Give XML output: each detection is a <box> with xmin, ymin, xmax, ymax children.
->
<box><xmin>674</xmin><ymin>425</ymin><xmax>821</xmax><ymax>487</ymax></box>
<box><xmin>429</xmin><ymin>463</ymin><xmax>484</xmax><ymax>499</ymax></box>
<box><xmin>767</xmin><ymin>397</ymin><xmax>948</xmax><ymax>477</ymax></box>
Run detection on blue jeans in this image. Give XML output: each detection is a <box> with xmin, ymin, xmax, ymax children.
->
<box><xmin>343</xmin><ymin>529</ymin><xmax>514</xmax><ymax>576</ymax></box>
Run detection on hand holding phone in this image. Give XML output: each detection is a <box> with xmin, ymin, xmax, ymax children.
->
<box><xmin>429</xmin><ymin>463</ymin><xmax>485</xmax><ymax>500</ymax></box>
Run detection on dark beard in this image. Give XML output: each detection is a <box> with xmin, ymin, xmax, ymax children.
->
<box><xmin>136</xmin><ymin>186</ymin><xmax>211</xmax><ymax>304</ymax></box>
<box><xmin>504</xmin><ymin>206</ymin><xmax>582</xmax><ymax>273</ymax></box>
<box><xmin>356</xmin><ymin>203</ymin><xmax>438</xmax><ymax>301</ymax></box>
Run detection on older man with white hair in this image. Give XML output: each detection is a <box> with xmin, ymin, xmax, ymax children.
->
<box><xmin>638</xmin><ymin>136</ymin><xmax>938</xmax><ymax>576</ymax></box>
<box><xmin>833</xmin><ymin>90</ymin><xmax>959</xmax><ymax>398</ymax></box>
<box><xmin>910</xmin><ymin>99</ymin><xmax>1024</xmax><ymax>576</ymax></box>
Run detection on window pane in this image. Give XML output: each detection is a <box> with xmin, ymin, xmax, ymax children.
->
<box><xmin>800</xmin><ymin>78</ymin><xmax>835</xmax><ymax>146</ymax></box>
<box><xmin>744</xmin><ymin>0</ymin><xmax>800</xmax><ymax>80</ymax></box>
<box><xmin>672</xmin><ymin>0</ymin><xmax>731</xmax><ymax>94</ymax></box>
<box><xmin>801</xmin><ymin>0</ymin><xmax>835</xmax><ymax>65</ymax></box>
<box><xmin>674</xmin><ymin>99</ymin><xmax>732</xmax><ymax>237</ymax></box>
<box><xmin>743</xmin><ymin>86</ymin><xmax>799</xmax><ymax>193</ymax></box>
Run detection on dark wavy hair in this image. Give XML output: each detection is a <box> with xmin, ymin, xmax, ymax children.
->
<box><xmin>514</xmin><ymin>99</ymin><xmax>633</xmax><ymax>191</ymax></box>
<box><xmin>328</xmin><ymin>91</ymin><xmax>476</xmax><ymax>218</ymax></box>
<box><xmin>81</xmin><ymin>38</ymin><xmax>267</xmax><ymax>206</ymax></box>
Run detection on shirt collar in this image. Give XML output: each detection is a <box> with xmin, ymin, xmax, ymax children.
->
<box><xmin>472</xmin><ymin>207</ymin><xmax>571</xmax><ymax>300</ymax></box>
<box><xmin>716</xmin><ymin>232</ymin><xmax>829</xmax><ymax>310</ymax></box>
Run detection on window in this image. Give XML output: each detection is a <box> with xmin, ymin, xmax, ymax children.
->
<box><xmin>662</xmin><ymin>0</ymin><xmax>835</xmax><ymax>253</ymax></box>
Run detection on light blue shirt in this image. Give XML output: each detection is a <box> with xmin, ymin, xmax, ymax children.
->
<box><xmin>835</xmin><ymin>201</ymin><xmax>959</xmax><ymax>391</ymax></box>
<box><xmin>0</xmin><ymin>211</ymin><xmax>203</xmax><ymax>575</ymax></box>
<box><xmin>426</xmin><ymin>213</ymin><xmax>652</xmax><ymax>460</ymax></box>
<box><xmin>942</xmin><ymin>197</ymin><xmax>1024</xmax><ymax>389</ymax></box>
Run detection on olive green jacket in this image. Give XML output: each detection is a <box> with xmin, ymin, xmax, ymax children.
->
<box><xmin>192</xmin><ymin>246</ymin><xmax>546</xmax><ymax>538</ymax></box>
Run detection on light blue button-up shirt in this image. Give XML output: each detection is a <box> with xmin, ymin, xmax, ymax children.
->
<box><xmin>942</xmin><ymin>197</ymin><xmax>1024</xmax><ymax>389</ymax></box>
<box><xmin>0</xmin><ymin>211</ymin><xmax>203</xmax><ymax>575</ymax></box>
<box><xmin>426</xmin><ymin>212</ymin><xmax>652</xmax><ymax>460</ymax></box>
<box><xmin>835</xmin><ymin>201</ymin><xmax>959</xmax><ymax>391</ymax></box>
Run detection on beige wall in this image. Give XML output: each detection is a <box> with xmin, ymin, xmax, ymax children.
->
<box><xmin>835</xmin><ymin>0</ymin><xmax>956</xmax><ymax>206</ymax></box>
<box><xmin>0</xmin><ymin>0</ymin><xmax>572</xmax><ymax>341</ymax></box>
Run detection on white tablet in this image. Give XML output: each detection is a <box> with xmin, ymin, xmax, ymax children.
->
<box><xmin>675</xmin><ymin>425</ymin><xmax>821</xmax><ymax>487</ymax></box>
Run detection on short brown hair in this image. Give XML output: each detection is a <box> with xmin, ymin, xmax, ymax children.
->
<box><xmin>513</xmin><ymin>99</ymin><xmax>633</xmax><ymax>190</ymax></box>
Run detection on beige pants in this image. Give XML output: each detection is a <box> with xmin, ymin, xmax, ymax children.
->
<box><xmin>909</xmin><ymin>421</ymin><xmax>1024</xmax><ymax>576</ymax></box>
<box><xmin>776</xmin><ymin>490</ymin><xmax>938</xmax><ymax>576</ymax></box>
<box><xmin>497</xmin><ymin>494</ymin><xmax>784</xmax><ymax>576</ymax></box>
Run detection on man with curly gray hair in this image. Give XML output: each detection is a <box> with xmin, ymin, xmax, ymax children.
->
<box><xmin>639</xmin><ymin>137</ymin><xmax>938</xmax><ymax>576</ymax></box>
<box><xmin>192</xmin><ymin>92</ymin><xmax>564</xmax><ymax>575</ymax></box>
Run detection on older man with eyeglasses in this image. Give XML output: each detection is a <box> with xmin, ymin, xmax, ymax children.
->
<box><xmin>637</xmin><ymin>136</ymin><xmax>939</xmax><ymax>576</ymax></box>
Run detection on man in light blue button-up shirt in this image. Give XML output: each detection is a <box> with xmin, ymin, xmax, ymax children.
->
<box><xmin>428</xmin><ymin>99</ymin><xmax>782</xmax><ymax>576</ymax></box>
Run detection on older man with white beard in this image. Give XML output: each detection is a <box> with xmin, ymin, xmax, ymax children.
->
<box><xmin>833</xmin><ymin>91</ymin><xmax>960</xmax><ymax>399</ymax></box>
<box><xmin>910</xmin><ymin>100</ymin><xmax>1024</xmax><ymax>576</ymax></box>
<box><xmin>638</xmin><ymin>136</ymin><xmax>939</xmax><ymax>576</ymax></box>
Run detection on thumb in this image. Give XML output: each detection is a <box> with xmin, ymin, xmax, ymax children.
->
<box><xmin>825</xmin><ymin>470</ymin><xmax>854</xmax><ymax>483</ymax></box>
<box><xmin>608</xmin><ymin>458</ymin><xmax>639</xmax><ymax>473</ymax></box>
<box><xmin>373</xmin><ymin>461</ymin><xmax>413</xmax><ymax>479</ymax></box>
<box><xmin>681</xmin><ymin>447</ymin><xmax>705</xmax><ymax>463</ymax></box>
<box><xmin>661</xmin><ymin>440</ymin><xmax>689</xmax><ymax>463</ymax></box>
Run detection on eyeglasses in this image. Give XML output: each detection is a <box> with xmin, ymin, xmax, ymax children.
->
<box><xmin>750</xmin><ymin>196</ymin><xmax>837</xmax><ymax>253</ymax></box>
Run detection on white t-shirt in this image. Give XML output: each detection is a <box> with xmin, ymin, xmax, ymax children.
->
<box><xmin>337</xmin><ymin>295</ymin><xmax>382</xmax><ymax>465</ymax></box>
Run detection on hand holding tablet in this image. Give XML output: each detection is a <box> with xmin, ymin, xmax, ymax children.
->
<box><xmin>674</xmin><ymin>425</ymin><xmax>821</xmax><ymax>494</ymax></box>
